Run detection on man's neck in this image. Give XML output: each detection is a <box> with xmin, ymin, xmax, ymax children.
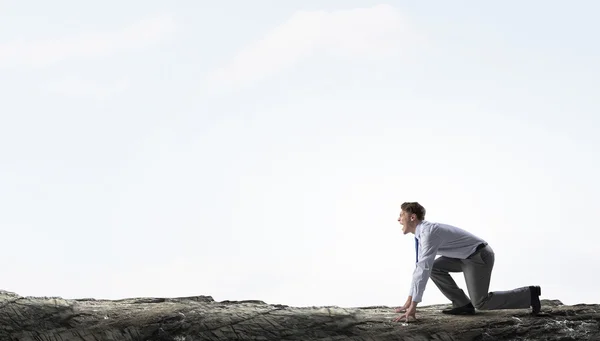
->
<box><xmin>411</xmin><ymin>220</ymin><xmax>423</xmax><ymax>234</ymax></box>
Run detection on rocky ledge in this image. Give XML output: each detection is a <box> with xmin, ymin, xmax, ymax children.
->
<box><xmin>1</xmin><ymin>289</ymin><xmax>598</xmax><ymax>341</ymax></box>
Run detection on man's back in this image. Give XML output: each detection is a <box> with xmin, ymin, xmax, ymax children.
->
<box><xmin>417</xmin><ymin>221</ymin><xmax>486</xmax><ymax>259</ymax></box>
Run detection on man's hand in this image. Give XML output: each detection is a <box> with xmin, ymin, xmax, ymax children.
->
<box><xmin>394</xmin><ymin>296</ymin><xmax>412</xmax><ymax>313</ymax></box>
<box><xmin>394</xmin><ymin>302</ymin><xmax>418</xmax><ymax>322</ymax></box>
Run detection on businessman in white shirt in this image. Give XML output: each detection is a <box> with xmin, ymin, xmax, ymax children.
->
<box><xmin>393</xmin><ymin>202</ymin><xmax>541</xmax><ymax>322</ymax></box>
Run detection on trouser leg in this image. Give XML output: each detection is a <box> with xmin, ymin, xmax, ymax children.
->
<box><xmin>430</xmin><ymin>256</ymin><xmax>471</xmax><ymax>307</ymax></box>
<box><xmin>464</xmin><ymin>246</ymin><xmax>531</xmax><ymax>310</ymax></box>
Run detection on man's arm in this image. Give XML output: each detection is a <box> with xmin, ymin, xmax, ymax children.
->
<box><xmin>410</xmin><ymin>230</ymin><xmax>441</xmax><ymax>303</ymax></box>
<box><xmin>408</xmin><ymin>266</ymin><xmax>417</xmax><ymax>297</ymax></box>
<box><xmin>396</xmin><ymin>258</ymin><xmax>419</xmax><ymax>314</ymax></box>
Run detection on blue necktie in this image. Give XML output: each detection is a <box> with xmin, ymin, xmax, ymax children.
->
<box><xmin>415</xmin><ymin>237</ymin><xmax>419</xmax><ymax>263</ymax></box>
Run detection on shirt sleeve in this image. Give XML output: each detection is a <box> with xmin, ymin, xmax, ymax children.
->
<box><xmin>408</xmin><ymin>267</ymin><xmax>417</xmax><ymax>297</ymax></box>
<box><xmin>410</xmin><ymin>227</ymin><xmax>441</xmax><ymax>303</ymax></box>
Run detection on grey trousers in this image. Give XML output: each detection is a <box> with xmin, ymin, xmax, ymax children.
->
<box><xmin>430</xmin><ymin>245</ymin><xmax>532</xmax><ymax>310</ymax></box>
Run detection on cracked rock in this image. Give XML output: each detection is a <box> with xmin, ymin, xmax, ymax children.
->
<box><xmin>0</xmin><ymin>290</ymin><xmax>598</xmax><ymax>340</ymax></box>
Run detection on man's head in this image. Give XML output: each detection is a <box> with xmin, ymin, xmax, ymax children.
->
<box><xmin>398</xmin><ymin>202</ymin><xmax>426</xmax><ymax>235</ymax></box>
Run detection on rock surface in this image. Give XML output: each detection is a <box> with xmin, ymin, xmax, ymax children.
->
<box><xmin>1</xmin><ymin>289</ymin><xmax>598</xmax><ymax>340</ymax></box>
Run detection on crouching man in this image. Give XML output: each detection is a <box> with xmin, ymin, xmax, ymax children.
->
<box><xmin>394</xmin><ymin>202</ymin><xmax>541</xmax><ymax>322</ymax></box>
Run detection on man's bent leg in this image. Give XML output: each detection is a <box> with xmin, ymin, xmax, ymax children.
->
<box><xmin>464</xmin><ymin>246</ymin><xmax>531</xmax><ymax>310</ymax></box>
<box><xmin>462</xmin><ymin>246</ymin><xmax>494</xmax><ymax>309</ymax></box>
<box><xmin>430</xmin><ymin>256</ymin><xmax>471</xmax><ymax>307</ymax></box>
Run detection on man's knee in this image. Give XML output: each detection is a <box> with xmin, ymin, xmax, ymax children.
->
<box><xmin>473</xmin><ymin>294</ymin><xmax>492</xmax><ymax>310</ymax></box>
<box><xmin>430</xmin><ymin>261</ymin><xmax>447</xmax><ymax>282</ymax></box>
<box><xmin>474</xmin><ymin>301</ymin><xmax>487</xmax><ymax>310</ymax></box>
<box><xmin>431</xmin><ymin>258</ymin><xmax>445</xmax><ymax>274</ymax></box>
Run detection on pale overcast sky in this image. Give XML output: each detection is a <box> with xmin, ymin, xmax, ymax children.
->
<box><xmin>1</xmin><ymin>1</ymin><xmax>599</xmax><ymax>308</ymax></box>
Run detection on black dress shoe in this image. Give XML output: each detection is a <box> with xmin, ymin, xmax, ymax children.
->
<box><xmin>530</xmin><ymin>285</ymin><xmax>541</xmax><ymax>315</ymax></box>
<box><xmin>442</xmin><ymin>302</ymin><xmax>476</xmax><ymax>315</ymax></box>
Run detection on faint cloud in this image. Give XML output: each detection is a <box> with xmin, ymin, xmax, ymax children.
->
<box><xmin>0</xmin><ymin>15</ymin><xmax>175</xmax><ymax>68</ymax></box>
<box><xmin>45</xmin><ymin>77</ymin><xmax>130</xmax><ymax>100</ymax></box>
<box><xmin>205</xmin><ymin>4</ymin><xmax>422</xmax><ymax>92</ymax></box>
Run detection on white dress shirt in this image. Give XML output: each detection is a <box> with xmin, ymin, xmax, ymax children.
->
<box><xmin>409</xmin><ymin>220</ymin><xmax>486</xmax><ymax>303</ymax></box>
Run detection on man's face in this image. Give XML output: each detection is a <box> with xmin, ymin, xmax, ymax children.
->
<box><xmin>398</xmin><ymin>210</ymin><xmax>415</xmax><ymax>234</ymax></box>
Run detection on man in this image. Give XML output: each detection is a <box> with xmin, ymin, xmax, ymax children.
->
<box><xmin>393</xmin><ymin>202</ymin><xmax>541</xmax><ymax>322</ymax></box>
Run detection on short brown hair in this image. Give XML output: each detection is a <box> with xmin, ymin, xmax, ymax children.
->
<box><xmin>401</xmin><ymin>202</ymin><xmax>426</xmax><ymax>220</ymax></box>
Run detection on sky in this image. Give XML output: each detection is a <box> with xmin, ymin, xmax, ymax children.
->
<box><xmin>1</xmin><ymin>1</ymin><xmax>599</xmax><ymax>309</ymax></box>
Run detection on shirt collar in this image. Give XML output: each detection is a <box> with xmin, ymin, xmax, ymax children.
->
<box><xmin>415</xmin><ymin>220</ymin><xmax>425</xmax><ymax>239</ymax></box>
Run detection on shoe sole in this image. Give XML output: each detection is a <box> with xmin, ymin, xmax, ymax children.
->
<box><xmin>530</xmin><ymin>285</ymin><xmax>542</xmax><ymax>315</ymax></box>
